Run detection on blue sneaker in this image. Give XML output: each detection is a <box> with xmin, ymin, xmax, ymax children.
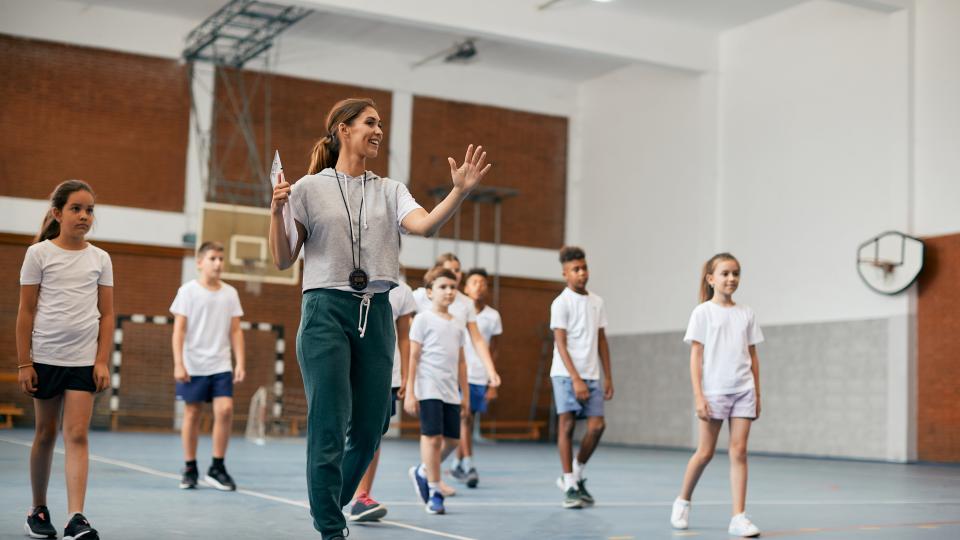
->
<box><xmin>408</xmin><ymin>465</ymin><xmax>429</xmax><ymax>503</ymax></box>
<box><xmin>425</xmin><ymin>491</ymin><xmax>445</xmax><ymax>514</ymax></box>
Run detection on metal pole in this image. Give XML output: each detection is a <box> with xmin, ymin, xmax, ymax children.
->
<box><xmin>473</xmin><ymin>202</ymin><xmax>480</xmax><ymax>269</ymax></box>
<box><xmin>453</xmin><ymin>208</ymin><xmax>461</xmax><ymax>256</ymax></box>
<box><xmin>493</xmin><ymin>200</ymin><xmax>502</xmax><ymax>308</ymax></box>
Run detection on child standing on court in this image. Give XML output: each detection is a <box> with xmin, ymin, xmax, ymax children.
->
<box><xmin>550</xmin><ymin>246</ymin><xmax>613</xmax><ymax>509</ymax></box>
<box><xmin>17</xmin><ymin>180</ymin><xmax>113</xmax><ymax>540</ymax></box>
<box><xmin>404</xmin><ymin>267</ymin><xmax>470</xmax><ymax>515</ymax></box>
<box><xmin>671</xmin><ymin>252</ymin><xmax>763</xmax><ymax>538</ymax></box>
<box><xmin>349</xmin><ymin>277</ymin><xmax>418</xmax><ymax>522</ymax></box>
<box><xmin>170</xmin><ymin>241</ymin><xmax>245</xmax><ymax>492</ymax></box>
<box><xmin>450</xmin><ymin>268</ymin><xmax>502</xmax><ymax>488</ymax></box>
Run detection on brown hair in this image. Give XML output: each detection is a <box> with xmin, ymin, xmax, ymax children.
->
<box><xmin>424</xmin><ymin>267</ymin><xmax>458</xmax><ymax>289</ymax></box>
<box><xmin>699</xmin><ymin>252</ymin><xmax>740</xmax><ymax>303</ymax></box>
<box><xmin>307</xmin><ymin>98</ymin><xmax>378</xmax><ymax>175</ymax></box>
<box><xmin>559</xmin><ymin>245</ymin><xmax>586</xmax><ymax>264</ymax></box>
<box><xmin>197</xmin><ymin>241</ymin><xmax>224</xmax><ymax>258</ymax></box>
<box><xmin>435</xmin><ymin>252</ymin><xmax>460</xmax><ymax>266</ymax></box>
<box><xmin>35</xmin><ymin>180</ymin><xmax>95</xmax><ymax>243</ymax></box>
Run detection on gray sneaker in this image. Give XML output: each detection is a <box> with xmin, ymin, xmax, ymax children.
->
<box><xmin>577</xmin><ymin>479</ymin><xmax>594</xmax><ymax>506</ymax></box>
<box><xmin>465</xmin><ymin>467</ymin><xmax>479</xmax><ymax>488</ymax></box>
<box><xmin>450</xmin><ymin>464</ymin><xmax>467</xmax><ymax>482</ymax></box>
<box><xmin>563</xmin><ymin>487</ymin><xmax>584</xmax><ymax>509</ymax></box>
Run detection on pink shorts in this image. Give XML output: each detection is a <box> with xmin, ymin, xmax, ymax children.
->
<box><xmin>705</xmin><ymin>389</ymin><xmax>756</xmax><ymax>420</ymax></box>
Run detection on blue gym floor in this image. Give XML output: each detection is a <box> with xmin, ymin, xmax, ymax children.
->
<box><xmin>1</xmin><ymin>429</ymin><xmax>958</xmax><ymax>539</ymax></box>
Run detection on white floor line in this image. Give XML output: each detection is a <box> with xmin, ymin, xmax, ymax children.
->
<box><xmin>0</xmin><ymin>436</ymin><xmax>478</xmax><ymax>540</ymax></box>
<box><xmin>376</xmin><ymin>499</ymin><xmax>960</xmax><ymax>508</ymax></box>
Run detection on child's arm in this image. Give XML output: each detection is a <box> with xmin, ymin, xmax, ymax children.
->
<box><xmin>554</xmin><ymin>328</ymin><xmax>589</xmax><ymax>401</ymax></box>
<box><xmin>689</xmin><ymin>341</ymin><xmax>710</xmax><ymax>420</ymax></box>
<box><xmin>15</xmin><ymin>284</ymin><xmax>40</xmax><ymax>395</ymax></box>
<box><xmin>749</xmin><ymin>344</ymin><xmax>761</xmax><ymax>419</ymax></box>
<box><xmin>403</xmin><ymin>340</ymin><xmax>422</xmax><ymax>416</ymax></box>
<box><xmin>396</xmin><ymin>314</ymin><xmax>412</xmax><ymax>399</ymax></box>
<box><xmin>93</xmin><ymin>285</ymin><xmax>115</xmax><ymax>392</ymax></box>
<box><xmin>459</xmin><ymin>347</ymin><xmax>470</xmax><ymax>417</ymax></box>
<box><xmin>467</xmin><ymin>321</ymin><xmax>500</xmax><ymax>387</ymax></box>
<box><xmin>231</xmin><ymin>316</ymin><xmax>245</xmax><ymax>383</ymax></box>
<box><xmin>599</xmin><ymin>328</ymin><xmax>613</xmax><ymax>400</ymax></box>
<box><xmin>172</xmin><ymin>315</ymin><xmax>189</xmax><ymax>382</ymax></box>
<box><xmin>485</xmin><ymin>335</ymin><xmax>500</xmax><ymax>401</ymax></box>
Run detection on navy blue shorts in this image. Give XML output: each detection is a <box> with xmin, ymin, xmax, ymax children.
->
<box><xmin>468</xmin><ymin>383</ymin><xmax>488</xmax><ymax>414</ymax></box>
<box><xmin>32</xmin><ymin>363</ymin><xmax>96</xmax><ymax>400</ymax></box>
<box><xmin>176</xmin><ymin>371</ymin><xmax>233</xmax><ymax>403</ymax></box>
<box><xmin>419</xmin><ymin>399</ymin><xmax>460</xmax><ymax>439</ymax></box>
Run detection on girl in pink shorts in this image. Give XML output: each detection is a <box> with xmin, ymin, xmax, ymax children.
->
<box><xmin>671</xmin><ymin>253</ymin><xmax>764</xmax><ymax>538</ymax></box>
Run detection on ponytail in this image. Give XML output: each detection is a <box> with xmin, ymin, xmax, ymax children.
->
<box><xmin>308</xmin><ymin>97</ymin><xmax>377</xmax><ymax>175</ymax></box>
<box><xmin>34</xmin><ymin>179</ymin><xmax>95</xmax><ymax>244</ymax></box>
<box><xmin>35</xmin><ymin>210</ymin><xmax>60</xmax><ymax>243</ymax></box>
<box><xmin>307</xmin><ymin>134</ymin><xmax>339</xmax><ymax>175</ymax></box>
<box><xmin>699</xmin><ymin>252</ymin><xmax>739</xmax><ymax>303</ymax></box>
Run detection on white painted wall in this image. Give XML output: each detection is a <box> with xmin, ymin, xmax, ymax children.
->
<box><xmin>718</xmin><ymin>0</ymin><xmax>912</xmax><ymax>327</ymax></box>
<box><xmin>913</xmin><ymin>0</ymin><xmax>960</xmax><ymax>237</ymax></box>
<box><xmin>574</xmin><ymin>63</ymin><xmax>717</xmax><ymax>334</ymax></box>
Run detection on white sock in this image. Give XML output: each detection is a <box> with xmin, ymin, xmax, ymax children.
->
<box><xmin>428</xmin><ymin>481</ymin><xmax>440</xmax><ymax>497</ymax></box>
<box><xmin>417</xmin><ymin>463</ymin><xmax>427</xmax><ymax>477</ymax></box>
<box><xmin>675</xmin><ymin>497</ymin><xmax>690</xmax><ymax>506</ymax></box>
<box><xmin>573</xmin><ymin>460</ymin><xmax>586</xmax><ymax>481</ymax></box>
<box><xmin>563</xmin><ymin>472</ymin><xmax>577</xmax><ymax>490</ymax></box>
<box><xmin>462</xmin><ymin>456</ymin><xmax>473</xmax><ymax>470</ymax></box>
<box><xmin>451</xmin><ymin>457</ymin><xmax>462</xmax><ymax>470</ymax></box>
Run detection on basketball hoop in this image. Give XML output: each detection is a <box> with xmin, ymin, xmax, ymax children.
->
<box><xmin>856</xmin><ymin>231</ymin><xmax>924</xmax><ymax>295</ymax></box>
<box><xmin>241</xmin><ymin>257</ymin><xmax>266</xmax><ymax>296</ymax></box>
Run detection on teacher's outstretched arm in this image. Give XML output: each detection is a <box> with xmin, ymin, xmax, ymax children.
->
<box><xmin>402</xmin><ymin>144</ymin><xmax>491</xmax><ymax>237</ymax></box>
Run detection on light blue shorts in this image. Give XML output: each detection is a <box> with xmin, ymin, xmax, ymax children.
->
<box><xmin>551</xmin><ymin>376</ymin><xmax>604</xmax><ymax>418</ymax></box>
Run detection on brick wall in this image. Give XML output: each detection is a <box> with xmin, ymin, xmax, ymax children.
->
<box><xmin>917</xmin><ymin>233</ymin><xmax>960</xmax><ymax>462</ymax></box>
<box><xmin>209</xmin><ymin>68</ymin><xmax>392</xmax><ymax>206</ymax></box>
<box><xmin>409</xmin><ymin>97</ymin><xmax>568</xmax><ymax>250</ymax></box>
<box><xmin>0</xmin><ymin>35</ymin><xmax>190</xmax><ymax>211</ymax></box>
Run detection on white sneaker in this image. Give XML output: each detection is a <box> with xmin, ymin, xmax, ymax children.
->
<box><xmin>728</xmin><ymin>513</ymin><xmax>760</xmax><ymax>537</ymax></box>
<box><xmin>670</xmin><ymin>497</ymin><xmax>690</xmax><ymax>529</ymax></box>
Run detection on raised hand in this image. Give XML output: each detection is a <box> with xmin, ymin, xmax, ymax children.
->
<box><xmin>271</xmin><ymin>169</ymin><xmax>291</xmax><ymax>216</ymax></box>
<box><xmin>448</xmin><ymin>144</ymin><xmax>491</xmax><ymax>193</ymax></box>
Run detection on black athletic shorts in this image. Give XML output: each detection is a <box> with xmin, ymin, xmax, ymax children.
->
<box><xmin>418</xmin><ymin>399</ymin><xmax>460</xmax><ymax>439</ymax></box>
<box><xmin>32</xmin><ymin>363</ymin><xmax>96</xmax><ymax>399</ymax></box>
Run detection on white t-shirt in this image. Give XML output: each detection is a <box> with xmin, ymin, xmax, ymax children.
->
<box><xmin>412</xmin><ymin>288</ymin><xmax>477</xmax><ymax>327</ymax></box>
<box><xmin>464</xmin><ymin>305</ymin><xmax>503</xmax><ymax>385</ymax></box>
<box><xmin>683</xmin><ymin>301</ymin><xmax>764</xmax><ymax>396</ymax></box>
<box><xmin>389</xmin><ymin>282</ymin><xmax>417</xmax><ymax>388</ymax></box>
<box><xmin>410</xmin><ymin>310</ymin><xmax>467</xmax><ymax>405</ymax></box>
<box><xmin>19</xmin><ymin>240</ymin><xmax>114</xmax><ymax>367</ymax></box>
<box><xmin>550</xmin><ymin>288</ymin><xmax>607</xmax><ymax>380</ymax></box>
<box><xmin>170</xmin><ymin>280</ymin><xmax>244</xmax><ymax>376</ymax></box>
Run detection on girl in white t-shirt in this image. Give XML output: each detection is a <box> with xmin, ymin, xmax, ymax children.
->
<box><xmin>671</xmin><ymin>253</ymin><xmax>764</xmax><ymax>538</ymax></box>
<box><xmin>17</xmin><ymin>180</ymin><xmax>113</xmax><ymax>540</ymax></box>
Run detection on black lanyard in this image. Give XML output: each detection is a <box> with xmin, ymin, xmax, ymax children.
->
<box><xmin>334</xmin><ymin>170</ymin><xmax>369</xmax><ymax>291</ymax></box>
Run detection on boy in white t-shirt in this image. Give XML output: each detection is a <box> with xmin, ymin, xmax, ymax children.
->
<box><xmin>449</xmin><ymin>268</ymin><xmax>502</xmax><ymax>489</ymax></box>
<box><xmin>349</xmin><ymin>279</ymin><xmax>417</xmax><ymax>522</ymax></box>
<box><xmin>170</xmin><ymin>241</ymin><xmax>245</xmax><ymax>492</ymax></box>
<box><xmin>550</xmin><ymin>246</ymin><xmax>613</xmax><ymax>509</ymax></box>
<box><xmin>404</xmin><ymin>268</ymin><xmax>469</xmax><ymax>515</ymax></box>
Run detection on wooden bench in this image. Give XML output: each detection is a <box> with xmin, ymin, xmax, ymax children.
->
<box><xmin>0</xmin><ymin>404</ymin><xmax>25</xmax><ymax>429</ymax></box>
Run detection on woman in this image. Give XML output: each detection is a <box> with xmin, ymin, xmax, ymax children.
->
<box><xmin>269</xmin><ymin>97</ymin><xmax>490</xmax><ymax>540</ymax></box>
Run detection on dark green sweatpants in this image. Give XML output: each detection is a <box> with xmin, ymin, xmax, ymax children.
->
<box><xmin>296</xmin><ymin>289</ymin><xmax>394</xmax><ymax>538</ymax></box>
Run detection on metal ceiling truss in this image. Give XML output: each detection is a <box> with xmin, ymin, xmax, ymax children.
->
<box><xmin>183</xmin><ymin>0</ymin><xmax>311</xmax><ymax>207</ymax></box>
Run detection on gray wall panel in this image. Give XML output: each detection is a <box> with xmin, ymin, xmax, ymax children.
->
<box><xmin>603</xmin><ymin>318</ymin><xmax>890</xmax><ymax>460</ymax></box>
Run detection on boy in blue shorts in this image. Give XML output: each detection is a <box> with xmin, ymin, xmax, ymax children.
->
<box><xmin>550</xmin><ymin>246</ymin><xmax>613</xmax><ymax>509</ymax></box>
<box><xmin>170</xmin><ymin>241</ymin><xmax>245</xmax><ymax>491</ymax></box>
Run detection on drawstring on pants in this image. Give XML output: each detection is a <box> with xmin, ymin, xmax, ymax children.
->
<box><xmin>353</xmin><ymin>293</ymin><xmax>373</xmax><ymax>338</ymax></box>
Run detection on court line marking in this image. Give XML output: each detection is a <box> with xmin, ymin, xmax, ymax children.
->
<box><xmin>0</xmin><ymin>436</ymin><xmax>477</xmax><ymax>540</ymax></box>
<box><xmin>373</xmin><ymin>499</ymin><xmax>960</xmax><ymax>508</ymax></box>
<box><xmin>761</xmin><ymin>520</ymin><xmax>960</xmax><ymax>538</ymax></box>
